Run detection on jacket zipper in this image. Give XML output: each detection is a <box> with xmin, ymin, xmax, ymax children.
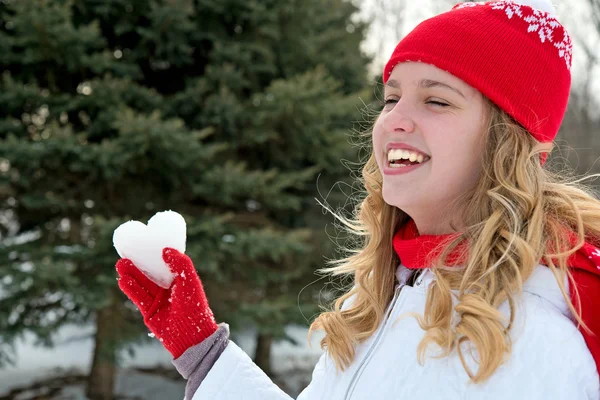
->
<box><xmin>342</xmin><ymin>281</ymin><xmax>406</xmax><ymax>400</ymax></box>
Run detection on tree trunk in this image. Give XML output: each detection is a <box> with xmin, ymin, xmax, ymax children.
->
<box><xmin>254</xmin><ymin>332</ymin><xmax>274</xmax><ymax>376</ymax></box>
<box><xmin>87</xmin><ymin>289</ymin><xmax>120</xmax><ymax>400</ymax></box>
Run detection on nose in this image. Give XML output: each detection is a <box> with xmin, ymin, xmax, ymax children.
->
<box><xmin>381</xmin><ymin>100</ymin><xmax>416</xmax><ymax>134</ymax></box>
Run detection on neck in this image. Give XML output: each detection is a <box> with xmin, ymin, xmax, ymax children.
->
<box><xmin>405</xmin><ymin>212</ymin><xmax>462</xmax><ymax>236</ymax></box>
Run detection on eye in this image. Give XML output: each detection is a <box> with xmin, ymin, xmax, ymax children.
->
<box><xmin>381</xmin><ymin>97</ymin><xmax>450</xmax><ymax>109</ymax></box>
<box><xmin>382</xmin><ymin>98</ymin><xmax>398</xmax><ymax>108</ymax></box>
<box><xmin>427</xmin><ymin>100</ymin><xmax>449</xmax><ymax>107</ymax></box>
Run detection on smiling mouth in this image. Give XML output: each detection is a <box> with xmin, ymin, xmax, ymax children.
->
<box><xmin>386</xmin><ymin>148</ymin><xmax>431</xmax><ymax>167</ymax></box>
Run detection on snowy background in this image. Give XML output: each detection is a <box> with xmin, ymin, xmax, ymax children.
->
<box><xmin>0</xmin><ymin>324</ymin><xmax>326</xmax><ymax>399</ymax></box>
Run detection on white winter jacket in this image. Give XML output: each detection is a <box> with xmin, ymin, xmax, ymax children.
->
<box><xmin>193</xmin><ymin>264</ymin><xmax>599</xmax><ymax>399</ymax></box>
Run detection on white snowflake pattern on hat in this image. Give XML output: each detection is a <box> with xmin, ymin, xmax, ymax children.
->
<box><xmin>490</xmin><ymin>2</ymin><xmax>524</xmax><ymax>19</ymax></box>
<box><xmin>524</xmin><ymin>9</ymin><xmax>560</xmax><ymax>43</ymax></box>
<box><xmin>455</xmin><ymin>2</ymin><xmax>482</xmax><ymax>8</ymax></box>
<box><xmin>453</xmin><ymin>0</ymin><xmax>572</xmax><ymax>70</ymax></box>
<box><xmin>554</xmin><ymin>29</ymin><xmax>573</xmax><ymax>68</ymax></box>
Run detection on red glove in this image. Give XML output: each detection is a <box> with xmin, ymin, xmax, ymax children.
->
<box><xmin>116</xmin><ymin>247</ymin><xmax>218</xmax><ymax>359</ymax></box>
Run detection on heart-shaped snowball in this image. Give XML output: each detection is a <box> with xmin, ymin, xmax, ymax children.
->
<box><xmin>113</xmin><ymin>210</ymin><xmax>186</xmax><ymax>288</ymax></box>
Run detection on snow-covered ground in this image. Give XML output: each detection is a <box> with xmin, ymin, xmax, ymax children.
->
<box><xmin>0</xmin><ymin>323</ymin><xmax>326</xmax><ymax>399</ymax></box>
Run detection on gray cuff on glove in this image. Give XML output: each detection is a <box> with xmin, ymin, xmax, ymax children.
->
<box><xmin>172</xmin><ymin>322</ymin><xmax>230</xmax><ymax>400</ymax></box>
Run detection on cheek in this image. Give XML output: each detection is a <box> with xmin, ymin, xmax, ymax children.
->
<box><xmin>429</xmin><ymin>131</ymin><xmax>483</xmax><ymax>186</ymax></box>
<box><xmin>372</xmin><ymin>121</ymin><xmax>385</xmax><ymax>167</ymax></box>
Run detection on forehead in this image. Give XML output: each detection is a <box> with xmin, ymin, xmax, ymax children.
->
<box><xmin>386</xmin><ymin>62</ymin><xmax>478</xmax><ymax>99</ymax></box>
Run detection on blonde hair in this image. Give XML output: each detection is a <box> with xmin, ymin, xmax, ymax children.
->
<box><xmin>307</xmin><ymin>99</ymin><xmax>600</xmax><ymax>383</ymax></box>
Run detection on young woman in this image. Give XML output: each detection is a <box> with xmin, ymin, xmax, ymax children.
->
<box><xmin>116</xmin><ymin>0</ymin><xmax>600</xmax><ymax>398</ymax></box>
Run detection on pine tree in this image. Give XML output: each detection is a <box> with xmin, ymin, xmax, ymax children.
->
<box><xmin>0</xmin><ymin>0</ymin><xmax>372</xmax><ymax>397</ymax></box>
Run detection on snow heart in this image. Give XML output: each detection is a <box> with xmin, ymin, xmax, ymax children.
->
<box><xmin>113</xmin><ymin>210</ymin><xmax>186</xmax><ymax>288</ymax></box>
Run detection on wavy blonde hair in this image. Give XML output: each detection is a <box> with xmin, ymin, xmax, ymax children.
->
<box><xmin>307</xmin><ymin>98</ymin><xmax>600</xmax><ymax>383</ymax></box>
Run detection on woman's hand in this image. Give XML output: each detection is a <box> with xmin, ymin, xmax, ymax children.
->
<box><xmin>116</xmin><ymin>247</ymin><xmax>218</xmax><ymax>359</ymax></box>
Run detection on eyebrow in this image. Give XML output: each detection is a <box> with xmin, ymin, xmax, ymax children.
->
<box><xmin>385</xmin><ymin>78</ymin><xmax>466</xmax><ymax>99</ymax></box>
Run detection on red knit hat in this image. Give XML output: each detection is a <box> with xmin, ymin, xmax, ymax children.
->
<box><xmin>383</xmin><ymin>0</ymin><xmax>572</xmax><ymax>145</ymax></box>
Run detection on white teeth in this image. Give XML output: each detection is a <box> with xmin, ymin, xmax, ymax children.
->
<box><xmin>387</xmin><ymin>148</ymin><xmax>429</xmax><ymax>164</ymax></box>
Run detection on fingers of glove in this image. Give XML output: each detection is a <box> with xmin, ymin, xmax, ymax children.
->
<box><xmin>116</xmin><ymin>258</ymin><xmax>162</xmax><ymax>298</ymax></box>
<box><xmin>162</xmin><ymin>248</ymin><xmax>199</xmax><ymax>279</ymax></box>
<box><xmin>144</xmin><ymin>288</ymin><xmax>171</xmax><ymax>329</ymax></box>
<box><xmin>170</xmin><ymin>274</ymin><xmax>213</xmax><ymax>320</ymax></box>
<box><xmin>164</xmin><ymin>249</ymin><xmax>209</xmax><ymax>297</ymax></box>
<box><xmin>117</xmin><ymin>273</ymin><xmax>157</xmax><ymax>314</ymax></box>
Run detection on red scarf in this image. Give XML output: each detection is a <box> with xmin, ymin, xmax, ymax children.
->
<box><xmin>393</xmin><ymin>218</ymin><xmax>600</xmax><ymax>375</ymax></box>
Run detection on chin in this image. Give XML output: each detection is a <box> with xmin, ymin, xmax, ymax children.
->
<box><xmin>381</xmin><ymin>190</ymin><xmax>414</xmax><ymax>210</ymax></box>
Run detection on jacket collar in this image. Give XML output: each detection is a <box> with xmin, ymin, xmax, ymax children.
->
<box><xmin>395</xmin><ymin>263</ymin><xmax>571</xmax><ymax>319</ymax></box>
